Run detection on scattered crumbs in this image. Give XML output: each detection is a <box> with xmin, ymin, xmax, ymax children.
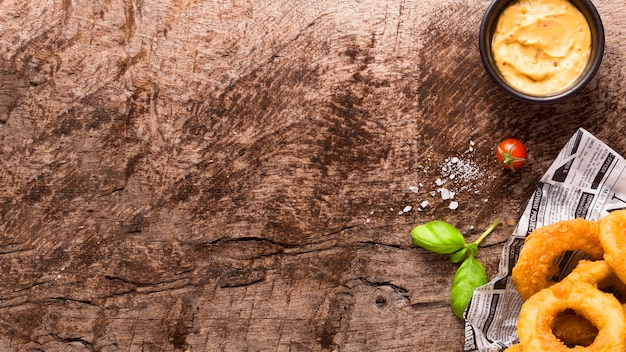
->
<box><xmin>449</xmin><ymin>201</ymin><xmax>459</xmax><ymax>210</ymax></box>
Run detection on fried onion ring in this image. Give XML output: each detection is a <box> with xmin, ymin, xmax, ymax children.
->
<box><xmin>503</xmin><ymin>343</ymin><xmax>522</xmax><ymax>352</ymax></box>
<box><xmin>552</xmin><ymin>310</ymin><xmax>598</xmax><ymax>347</ymax></box>
<box><xmin>512</xmin><ymin>218</ymin><xmax>603</xmax><ymax>300</ymax></box>
<box><xmin>548</xmin><ymin>260</ymin><xmax>626</xmax><ymax>347</ymax></box>
<box><xmin>517</xmin><ymin>280</ymin><xmax>626</xmax><ymax>351</ymax></box>
<box><xmin>563</xmin><ymin>259</ymin><xmax>626</xmax><ymax>298</ymax></box>
<box><xmin>599</xmin><ymin>210</ymin><xmax>626</xmax><ymax>284</ymax></box>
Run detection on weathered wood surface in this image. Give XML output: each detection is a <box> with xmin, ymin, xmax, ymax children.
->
<box><xmin>1</xmin><ymin>0</ymin><xmax>626</xmax><ymax>351</ymax></box>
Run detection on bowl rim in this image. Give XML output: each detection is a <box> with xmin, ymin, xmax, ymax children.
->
<box><xmin>479</xmin><ymin>0</ymin><xmax>605</xmax><ymax>105</ymax></box>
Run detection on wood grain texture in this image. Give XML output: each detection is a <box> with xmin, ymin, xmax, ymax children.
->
<box><xmin>1</xmin><ymin>0</ymin><xmax>626</xmax><ymax>351</ymax></box>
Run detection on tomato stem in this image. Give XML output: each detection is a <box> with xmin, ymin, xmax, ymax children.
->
<box><xmin>473</xmin><ymin>218</ymin><xmax>500</xmax><ymax>246</ymax></box>
<box><xmin>498</xmin><ymin>143</ymin><xmax>526</xmax><ymax>171</ymax></box>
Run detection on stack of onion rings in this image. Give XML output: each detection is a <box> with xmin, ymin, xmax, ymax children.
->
<box><xmin>509</xmin><ymin>210</ymin><xmax>626</xmax><ymax>351</ymax></box>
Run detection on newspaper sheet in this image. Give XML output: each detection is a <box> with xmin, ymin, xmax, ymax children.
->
<box><xmin>463</xmin><ymin>128</ymin><xmax>626</xmax><ymax>351</ymax></box>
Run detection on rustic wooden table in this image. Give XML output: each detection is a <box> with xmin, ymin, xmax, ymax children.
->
<box><xmin>1</xmin><ymin>0</ymin><xmax>625</xmax><ymax>351</ymax></box>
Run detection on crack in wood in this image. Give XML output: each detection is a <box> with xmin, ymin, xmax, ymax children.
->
<box><xmin>103</xmin><ymin>269</ymin><xmax>193</xmax><ymax>294</ymax></box>
<box><xmin>49</xmin><ymin>296</ymin><xmax>95</xmax><ymax>306</ymax></box>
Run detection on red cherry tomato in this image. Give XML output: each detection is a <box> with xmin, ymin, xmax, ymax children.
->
<box><xmin>496</xmin><ymin>138</ymin><xmax>527</xmax><ymax>171</ymax></box>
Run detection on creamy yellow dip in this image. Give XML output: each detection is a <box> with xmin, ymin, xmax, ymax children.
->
<box><xmin>492</xmin><ymin>0</ymin><xmax>591</xmax><ymax>96</ymax></box>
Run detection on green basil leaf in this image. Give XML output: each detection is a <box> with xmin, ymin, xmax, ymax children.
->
<box><xmin>449</xmin><ymin>244</ymin><xmax>478</xmax><ymax>263</ymax></box>
<box><xmin>449</xmin><ymin>248</ymin><xmax>468</xmax><ymax>263</ymax></box>
<box><xmin>450</xmin><ymin>255</ymin><xmax>488</xmax><ymax>319</ymax></box>
<box><xmin>467</xmin><ymin>243</ymin><xmax>478</xmax><ymax>258</ymax></box>
<box><xmin>411</xmin><ymin>221</ymin><xmax>466</xmax><ymax>254</ymax></box>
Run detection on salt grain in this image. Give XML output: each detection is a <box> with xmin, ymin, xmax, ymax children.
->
<box><xmin>440</xmin><ymin>188</ymin><xmax>451</xmax><ymax>200</ymax></box>
<box><xmin>420</xmin><ymin>200</ymin><xmax>429</xmax><ymax>208</ymax></box>
<box><xmin>414</xmin><ymin>148</ymin><xmax>485</xmax><ymax>212</ymax></box>
<box><xmin>402</xmin><ymin>206</ymin><xmax>412</xmax><ymax>213</ymax></box>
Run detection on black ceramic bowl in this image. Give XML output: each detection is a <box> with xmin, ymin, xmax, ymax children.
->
<box><xmin>479</xmin><ymin>0</ymin><xmax>605</xmax><ymax>104</ymax></box>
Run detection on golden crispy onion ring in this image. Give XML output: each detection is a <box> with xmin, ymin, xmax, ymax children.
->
<box><xmin>504</xmin><ymin>343</ymin><xmax>523</xmax><ymax>352</ymax></box>
<box><xmin>503</xmin><ymin>343</ymin><xmax>522</xmax><ymax>352</ymax></box>
<box><xmin>512</xmin><ymin>218</ymin><xmax>603</xmax><ymax>300</ymax></box>
<box><xmin>545</xmin><ymin>260</ymin><xmax>626</xmax><ymax>347</ymax></box>
<box><xmin>552</xmin><ymin>311</ymin><xmax>598</xmax><ymax>347</ymax></box>
<box><xmin>563</xmin><ymin>259</ymin><xmax>626</xmax><ymax>297</ymax></box>
<box><xmin>600</xmin><ymin>210</ymin><xmax>626</xmax><ymax>284</ymax></box>
<box><xmin>517</xmin><ymin>280</ymin><xmax>626</xmax><ymax>351</ymax></box>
